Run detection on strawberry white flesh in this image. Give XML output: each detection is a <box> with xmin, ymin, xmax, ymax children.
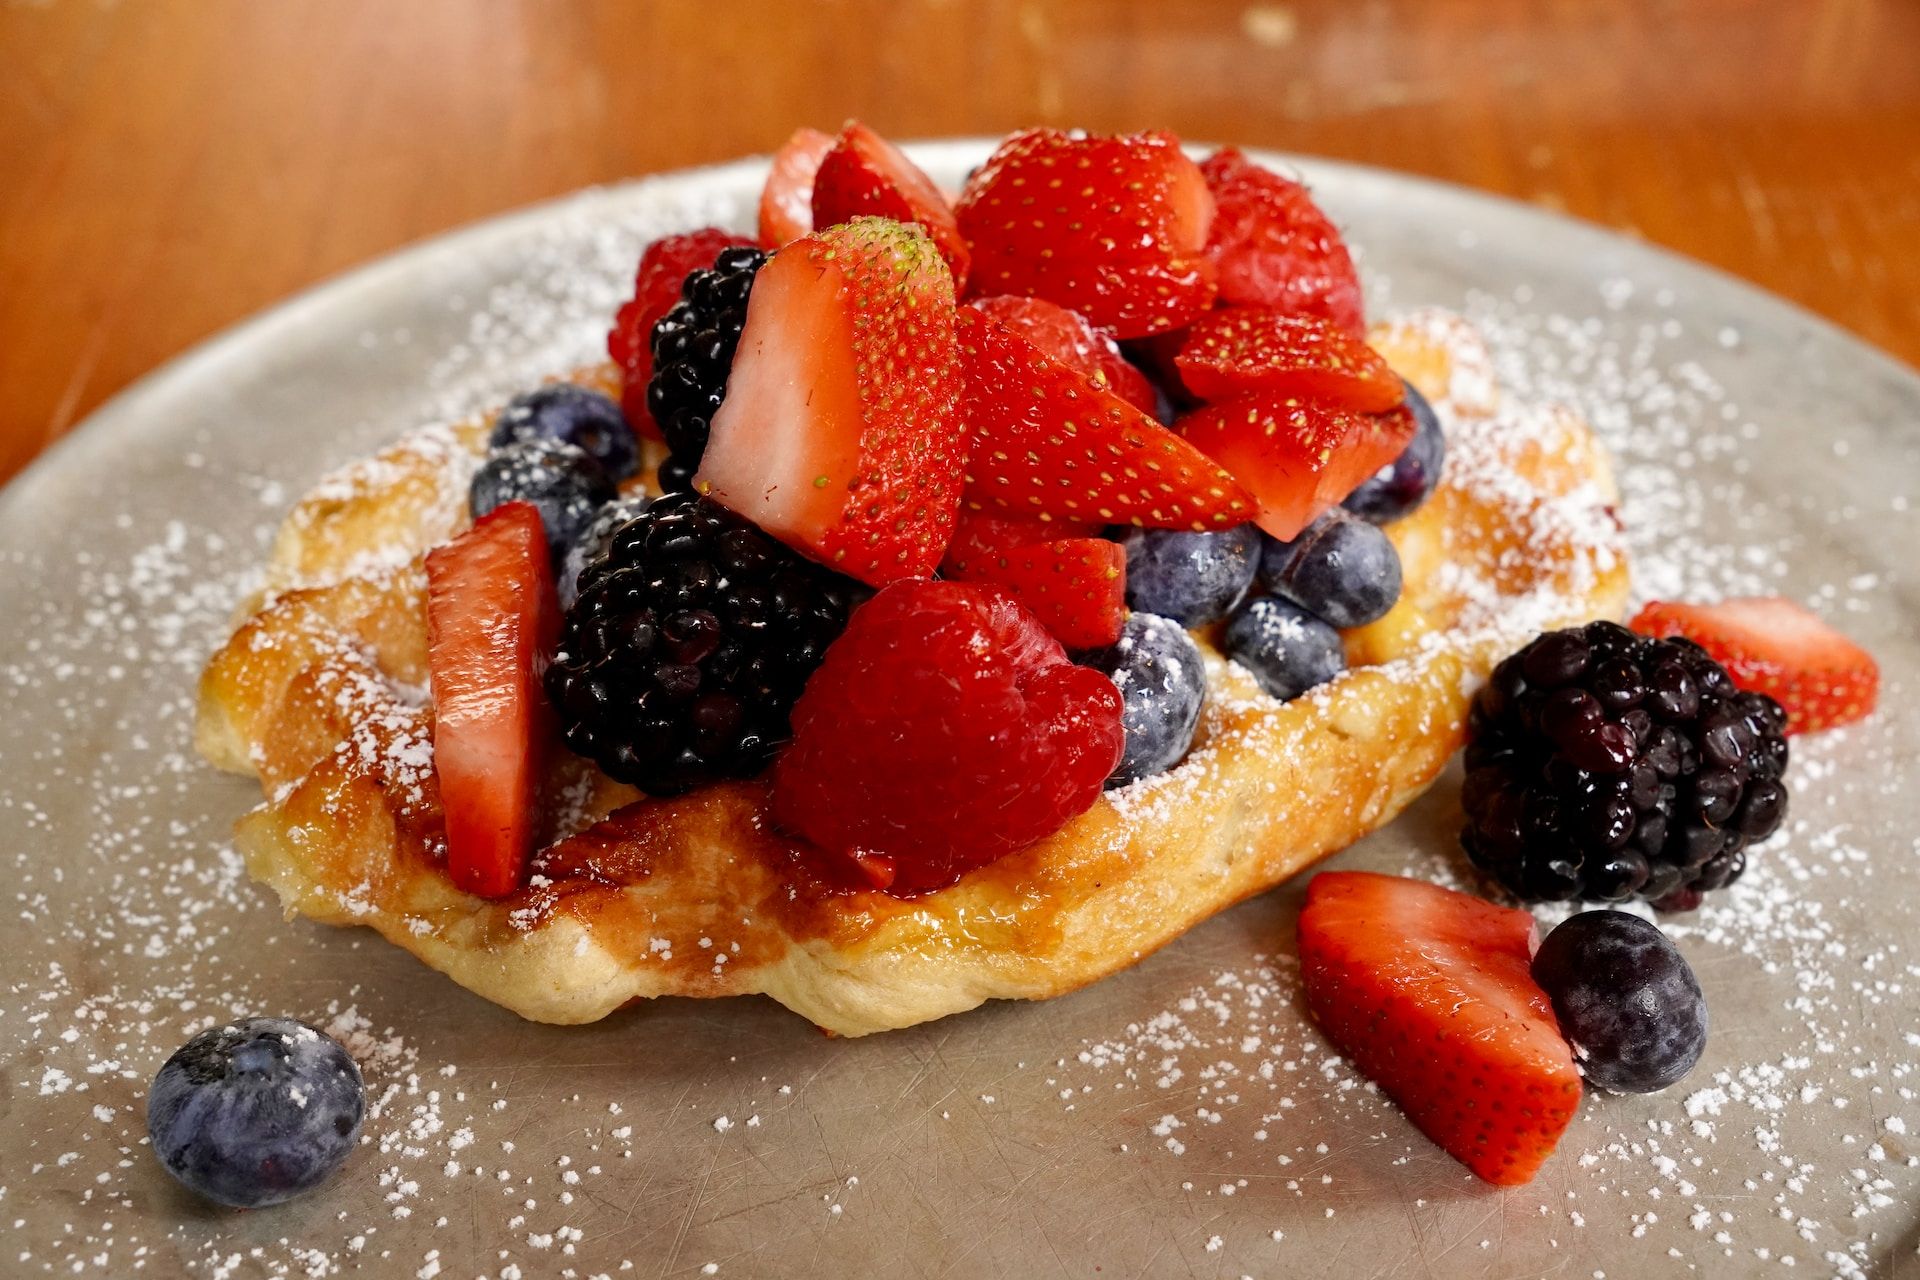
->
<box><xmin>699</xmin><ymin>247</ymin><xmax>863</xmax><ymax>544</ymax></box>
<box><xmin>697</xmin><ymin>216</ymin><xmax>965</xmax><ymax>585</ymax></box>
<box><xmin>424</xmin><ymin>501</ymin><xmax>560</xmax><ymax>899</ymax></box>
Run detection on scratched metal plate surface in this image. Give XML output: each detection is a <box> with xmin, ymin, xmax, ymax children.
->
<box><xmin>3</xmin><ymin>145</ymin><xmax>1918</xmax><ymax>1279</ymax></box>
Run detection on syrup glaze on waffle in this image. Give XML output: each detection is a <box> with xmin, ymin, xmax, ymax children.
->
<box><xmin>196</xmin><ymin>311</ymin><xmax>1628</xmax><ymax>1036</ymax></box>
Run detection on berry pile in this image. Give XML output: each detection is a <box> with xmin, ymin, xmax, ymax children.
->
<box><xmin>1462</xmin><ymin>620</ymin><xmax>1790</xmax><ymax>910</ymax></box>
<box><xmin>608</xmin><ymin>228</ymin><xmax>758</xmax><ymax>437</ymax></box>
<box><xmin>423</xmin><ymin>121</ymin><xmax>1479</xmax><ymax>901</ymax></box>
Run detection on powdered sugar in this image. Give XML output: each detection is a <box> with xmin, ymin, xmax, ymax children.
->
<box><xmin>1</xmin><ymin>151</ymin><xmax>1914</xmax><ymax>1276</ymax></box>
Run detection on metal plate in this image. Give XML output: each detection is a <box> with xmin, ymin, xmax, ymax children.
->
<box><xmin>3</xmin><ymin>144</ymin><xmax>1917</xmax><ymax>1280</ymax></box>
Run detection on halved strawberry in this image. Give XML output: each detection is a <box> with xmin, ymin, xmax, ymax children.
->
<box><xmin>1178</xmin><ymin>394</ymin><xmax>1415</xmax><ymax>540</ymax></box>
<box><xmin>608</xmin><ymin>227</ymin><xmax>758</xmax><ymax>439</ymax></box>
<box><xmin>1201</xmin><ymin>148</ymin><xmax>1364</xmax><ymax>338</ymax></box>
<box><xmin>758</xmin><ymin>126</ymin><xmax>835</xmax><ymax>248</ymax></box>
<box><xmin>698</xmin><ymin>217</ymin><xmax>964</xmax><ymax>586</ymax></box>
<box><xmin>956</xmin><ymin>128</ymin><xmax>1217</xmax><ymax>338</ymax></box>
<box><xmin>945</xmin><ymin>529</ymin><xmax>1125</xmax><ymax>649</ymax></box>
<box><xmin>1176</xmin><ymin>309</ymin><xmax>1403</xmax><ymax>412</ymax></box>
<box><xmin>994</xmin><ymin>254</ymin><xmax>1219</xmax><ymax>345</ymax></box>
<box><xmin>956</xmin><ymin>306</ymin><xmax>1254</xmax><ymax>531</ymax></box>
<box><xmin>424</xmin><ymin>501</ymin><xmax>561</xmax><ymax>899</ymax></box>
<box><xmin>941</xmin><ymin>509</ymin><xmax>1104</xmax><ymax>577</ymax></box>
<box><xmin>1299</xmin><ymin>871</ymin><xmax>1581</xmax><ymax>1186</ymax></box>
<box><xmin>1630</xmin><ymin>597</ymin><xmax>1880</xmax><ymax>735</ymax></box>
<box><xmin>811</xmin><ymin>121</ymin><xmax>970</xmax><ymax>289</ymax></box>
<box><xmin>969</xmin><ymin>295</ymin><xmax>1159</xmax><ymax>415</ymax></box>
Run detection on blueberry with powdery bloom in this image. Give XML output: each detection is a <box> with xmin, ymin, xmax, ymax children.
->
<box><xmin>1259</xmin><ymin>506</ymin><xmax>1403</xmax><ymax>630</ymax></box>
<box><xmin>1118</xmin><ymin>524</ymin><xmax>1260</xmax><ymax>627</ymax></box>
<box><xmin>1343</xmin><ymin>379</ymin><xmax>1446</xmax><ymax>525</ymax></box>
<box><xmin>1081</xmin><ymin>612</ymin><xmax>1207</xmax><ymax>788</ymax></box>
<box><xmin>1531</xmin><ymin>910</ymin><xmax>1708</xmax><ymax>1093</ymax></box>
<box><xmin>489</xmin><ymin>383</ymin><xmax>639</xmax><ymax>482</ymax></box>
<box><xmin>147</xmin><ymin>1017</ymin><xmax>365</xmax><ymax>1208</ymax></box>
<box><xmin>1222</xmin><ymin>596</ymin><xmax>1346</xmax><ymax>702</ymax></box>
<box><xmin>469</xmin><ymin>437</ymin><xmax>615</xmax><ymax>565</ymax></box>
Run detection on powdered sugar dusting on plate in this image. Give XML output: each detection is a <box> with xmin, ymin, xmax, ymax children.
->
<box><xmin>0</xmin><ymin>156</ymin><xmax>1913</xmax><ymax>1277</ymax></box>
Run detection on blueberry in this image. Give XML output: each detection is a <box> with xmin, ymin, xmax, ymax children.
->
<box><xmin>470</xmin><ymin>438</ymin><xmax>615</xmax><ymax>563</ymax></box>
<box><xmin>147</xmin><ymin>1016</ymin><xmax>365</xmax><ymax>1208</ymax></box>
<box><xmin>1343</xmin><ymin>380</ymin><xmax>1446</xmax><ymax>524</ymax></box>
<box><xmin>489</xmin><ymin>383</ymin><xmax>639</xmax><ymax>481</ymax></box>
<box><xmin>1081</xmin><ymin>613</ymin><xmax>1207</xmax><ymax>788</ymax></box>
<box><xmin>560</xmin><ymin>494</ymin><xmax>653</xmax><ymax>610</ymax></box>
<box><xmin>1259</xmin><ymin>508</ymin><xmax>1403</xmax><ymax>629</ymax></box>
<box><xmin>1531</xmin><ymin>910</ymin><xmax>1708</xmax><ymax>1093</ymax></box>
<box><xmin>1222</xmin><ymin>596</ymin><xmax>1346</xmax><ymax>702</ymax></box>
<box><xmin>1119</xmin><ymin>524</ymin><xmax>1260</xmax><ymax>627</ymax></box>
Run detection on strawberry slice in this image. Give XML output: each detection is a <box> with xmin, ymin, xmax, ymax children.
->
<box><xmin>1176</xmin><ymin>309</ymin><xmax>1403</xmax><ymax>412</ymax></box>
<box><xmin>941</xmin><ymin>509</ymin><xmax>1103</xmax><ymax>577</ymax></box>
<box><xmin>1178</xmin><ymin>394</ymin><xmax>1415</xmax><ymax>540</ymax></box>
<box><xmin>956</xmin><ymin>128</ymin><xmax>1217</xmax><ymax>338</ymax></box>
<box><xmin>811</xmin><ymin>121</ymin><xmax>970</xmax><ymax>289</ymax></box>
<box><xmin>758</xmin><ymin>126</ymin><xmax>835</xmax><ymax>248</ymax></box>
<box><xmin>1630</xmin><ymin>597</ymin><xmax>1880</xmax><ymax>735</ymax></box>
<box><xmin>607</xmin><ymin>228</ymin><xmax>758</xmax><ymax>440</ymax></box>
<box><xmin>698</xmin><ymin>217</ymin><xmax>965</xmax><ymax>586</ymax></box>
<box><xmin>1299</xmin><ymin>872</ymin><xmax>1581</xmax><ymax>1186</ymax></box>
<box><xmin>1201</xmin><ymin>148</ymin><xmax>1365</xmax><ymax>337</ymax></box>
<box><xmin>968</xmin><ymin>295</ymin><xmax>1159</xmax><ymax>415</ymax></box>
<box><xmin>424</xmin><ymin>502</ymin><xmax>561</xmax><ymax>899</ymax></box>
<box><xmin>956</xmin><ymin>306</ymin><xmax>1253</xmax><ymax>531</ymax></box>
<box><xmin>944</xmin><ymin>524</ymin><xmax>1126</xmax><ymax>650</ymax></box>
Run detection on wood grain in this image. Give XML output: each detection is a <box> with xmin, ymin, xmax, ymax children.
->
<box><xmin>2</xmin><ymin>0</ymin><xmax>1916</xmax><ymax>485</ymax></box>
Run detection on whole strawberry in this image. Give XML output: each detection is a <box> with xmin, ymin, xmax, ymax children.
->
<box><xmin>957</xmin><ymin>128</ymin><xmax>1217</xmax><ymax>338</ymax></box>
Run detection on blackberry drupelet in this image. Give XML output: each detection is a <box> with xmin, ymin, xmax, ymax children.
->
<box><xmin>646</xmin><ymin>246</ymin><xmax>766</xmax><ymax>491</ymax></box>
<box><xmin>1461</xmin><ymin>620</ymin><xmax>1789</xmax><ymax>910</ymax></box>
<box><xmin>545</xmin><ymin>491</ymin><xmax>858</xmax><ymax>796</ymax></box>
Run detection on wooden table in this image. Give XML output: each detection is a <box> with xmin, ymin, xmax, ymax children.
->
<box><xmin>3</xmin><ymin>0</ymin><xmax>1916</xmax><ymax>486</ymax></box>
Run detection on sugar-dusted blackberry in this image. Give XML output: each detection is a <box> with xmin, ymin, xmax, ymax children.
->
<box><xmin>645</xmin><ymin>245</ymin><xmax>766</xmax><ymax>491</ymax></box>
<box><xmin>1461</xmin><ymin>620</ymin><xmax>1789</xmax><ymax>910</ymax></box>
<box><xmin>545</xmin><ymin>491</ymin><xmax>858</xmax><ymax>795</ymax></box>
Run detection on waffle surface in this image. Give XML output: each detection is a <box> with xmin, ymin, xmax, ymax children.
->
<box><xmin>195</xmin><ymin>311</ymin><xmax>1628</xmax><ymax>1036</ymax></box>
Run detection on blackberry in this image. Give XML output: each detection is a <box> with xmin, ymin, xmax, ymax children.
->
<box><xmin>545</xmin><ymin>491</ymin><xmax>857</xmax><ymax>795</ymax></box>
<box><xmin>1461</xmin><ymin>620</ymin><xmax>1789</xmax><ymax>910</ymax></box>
<box><xmin>646</xmin><ymin>246</ymin><xmax>766</xmax><ymax>491</ymax></box>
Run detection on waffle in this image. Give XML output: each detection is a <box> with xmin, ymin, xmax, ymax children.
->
<box><xmin>195</xmin><ymin>310</ymin><xmax>1629</xmax><ymax>1037</ymax></box>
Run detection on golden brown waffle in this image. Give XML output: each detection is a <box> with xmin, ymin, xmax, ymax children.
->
<box><xmin>196</xmin><ymin>311</ymin><xmax>1628</xmax><ymax>1036</ymax></box>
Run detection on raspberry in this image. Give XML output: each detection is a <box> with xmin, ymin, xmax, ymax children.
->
<box><xmin>772</xmin><ymin>580</ymin><xmax>1124</xmax><ymax>895</ymax></box>
<box><xmin>1200</xmin><ymin>149</ymin><xmax>1365</xmax><ymax>337</ymax></box>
